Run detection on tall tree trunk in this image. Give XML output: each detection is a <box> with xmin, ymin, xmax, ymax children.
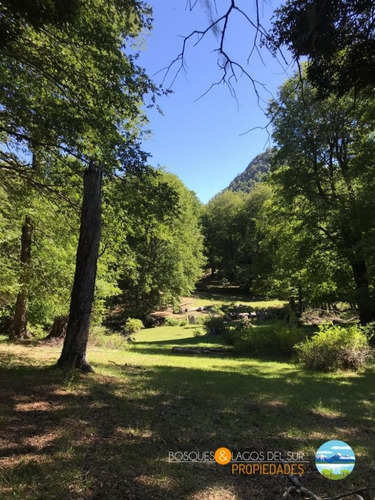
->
<box><xmin>341</xmin><ymin>229</ymin><xmax>375</xmax><ymax>325</ymax></box>
<box><xmin>57</xmin><ymin>160</ymin><xmax>102</xmax><ymax>371</ymax></box>
<box><xmin>12</xmin><ymin>215</ymin><xmax>34</xmax><ymax>338</ymax></box>
<box><xmin>350</xmin><ymin>259</ymin><xmax>375</xmax><ymax>325</ymax></box>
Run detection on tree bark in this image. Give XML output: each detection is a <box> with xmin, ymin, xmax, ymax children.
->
<box><xmin>350</xmin><ymin>259</ymin><xmax>375</xmax><ymax>325</ymax></box>
<box><xmin>12</xmin><ymin>215</ymin><xmax>34</xmax><ymax>338</ymax></box>
<box><xmin>57</xmin><ymin>160</ymin><xmax>102</xmax><ymax>371</ymax></box>
<box><xmin>341</xmin><ymin>229</ymin><xmax>375</xmax><ymax>325</ymax></box>
<box><xmin>44</xmin><ymin>316</ymin><xmax>68</xmax><ymax>341</ymax></box>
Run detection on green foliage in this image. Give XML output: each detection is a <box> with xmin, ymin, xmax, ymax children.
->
<box><xmin>203</xmin><ymin>316</ymin><xmax>228</xmax><ymax>336</ymax></box>
<box><xmin>0</xmin><ymin>0</ymin><xmax>80</xmax><ymax>48</ymax></box>
<box><xmin>226</xmin><ymin>149</ymin><xmax>274</xmax><ymax>193</ymax></box>
<box><xmin>230</xmin><ymin>322</ymin><xmax>309</xmax><ymax>358</ymax></box>
<box><xmin>361</xmin><ymin>322</ymin><xmax>375</xmax><ymax>346</ymax></box>
<box><xmin>29</xmin><ymin>324</ymin><xmax>48</xmax><ymax>340</ymax></box>
<box><xmin>164</xmin><ymin>316</ymin><xmax>180</xmax><ymax>327</ymax></box>
<box><xmin>0</xmin><ymin>0</ymin><xmax>155</xmax><ymax>171</ymax></box>
<box><xmin>263</xmin><ymin>66</ymin><xmax>375</xmax><ymax>321</ymax></box>
<box><xmin>89</xmin><ymin>326</ymin><xmax>127</xmax><ymax>349</ymax></box>
<box><xmin>0</xmin><ymin>189</ymin><xmax>20</xmax><ymax>314</ymax></box>
<box><xmin>202</xmin><ymin>183</ymin><xmax>272</xmax><ymax>290</ymax></box>
<box><xmin>0</xmin><ymin>0</ymin><xmax>158</xmax><ymax>336</ymax></box>
<box><xmin>209</xmin><ymin>304</ymin><xmax>224</xmax><ymax>315</ymax></box>
<box><xmin>269</xmin><ymin>0</ymin><xmax>374</xmax><ymax>96</ymax></box>
<box><xmin>193</xmin><ymin>329</ymin><xmax>203</xmax><ymax>337</ymax></box>
<box><xmin>164</xmin><ymin>316</ymin><xmax>190</xmax><ymax>327</ymax></box>
<box><xmin>296</xmin><ymin>324</ymin><xmax>373</xmax><ymax>371</ymax></box>
<box><xmin>117</xmin><ymin>170</ymin><xmax>205</xmax><ymax>314</ymax></box>
<box><xmin>123</xmin><ymin>318</ymin><xmax>144</xmax><ymax>335</ymax></box>
<box><xmin>194</xmin><ymin>316</ymin><xmax>206</xmax><ymax>325</ymax></box>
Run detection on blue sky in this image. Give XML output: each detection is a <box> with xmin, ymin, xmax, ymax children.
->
<box><xmin>316</xmin><ymin>440</ymin><xmax>355</xmax><ymax>459</ymax></box>
<box><xmin>138</xmin><ymin>1</ymin><xmax>295</xmax><ymax>203</ymax></box>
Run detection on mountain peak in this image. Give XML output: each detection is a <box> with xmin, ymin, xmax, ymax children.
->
<box><xmin>225</xmin><ymin>148</ymin><xmax>275</xmax><ymax>194</ymax></box>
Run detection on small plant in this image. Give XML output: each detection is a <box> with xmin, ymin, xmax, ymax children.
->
<box><xmin>89</xmin><ymin>326</ymin><xmax>126</xmax><ymax>349</ymax></box>
<box><xmin>204</xmin><ymin>316</ymin><xmax>228</xmax><ymax>336</ymax></box>
<box><xmin>164</xmin><ymin>316</ymin><xmax>180</xmax><ymax>327</ymax></box>
<box><xmin>230</xmin><ymin>322</ymin><xmax>309</xmax><ymax>358</ymax></box>
<box><xmin>361</xmin><ymin>322</ymin><xmax>375</xmax><ymax>346</ymax></box>
<box><xmin>295</xmin><ymin>323</ymin><xmax>373</xmax><ymax>371</ymax></box>
<box><xmin>31</xmin><ymin>324</ymin><xmax>48</xmax><ymax>339</ymax></box>
<box><xmin>236</xmin><ymin>317</ymin><xmax>251</xmax><ymax>331</ymax></box>
<box><xmin>193</xmin><ymin>329</ymin><xmax>204</xmax><ymax>337</ymax></box>
<box><xmin>209</xmin><ymin>304</ymin><xmax>222</xmax><ymax>315</ymax></box>
<box><xmin>123</xmin><ymin>318</ymin><xmax>144</xmax><ymax>336</ymax></box>
<box><xmin>195</xmin><ymin>316</ymin><xmax>207</xmax><ymax>325</ymax></box>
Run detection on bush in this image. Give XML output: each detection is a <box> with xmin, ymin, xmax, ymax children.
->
<box><xmin>195</xmin><ymin>316</ymin><xmax>207</xmax><ymax>325</ymax></box>
<box><xmin>164</xmin><ymin>316</ymin><xmax>180</xmax><ymax>327</ymax></box>
<box><xmin>230</xmin><ymin>322</ymin><xmax>309</xmax><ymax>358</ymax></box>
<box><xmin>361</xmin><ymin>322</ymin><xmax>375</xmax><ymax>346</ymax></box>
<box><xmin>295</xmin><ymin>323</ymin><xmax>373</xmax><ymax>372</ymax></box>
<box><xmin>209</xmin><ymin>304</ymin><xmax>223</xmax><ymax>315</ymax></box>
<box><xmin>193</xmin><ymin>329</ymin><xmax>204</xmax><ymax>337</ymax></box>
<box><xmin>31</xmin><ymin>324</ymin><xmax>48</xmax><ymax>339</ymax></box>
<box><xmin>204</xmin><ymin>316</ymin><xmax>229</xmax><ymax>336</ymax></box>
<box><xmin>90</xmin><ymin>326</ymin><xmax>126</xmax><ymax>349</ymax></box>
<box><xmin>123</xmin><ymin>318</ymin><xmax>144</xmax><ymax>335</ymax></box>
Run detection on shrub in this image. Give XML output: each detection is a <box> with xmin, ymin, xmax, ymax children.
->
<box><xmin>209</xmin><ymin>304</ymin><xmax>223</xmax><ymax>315</ymax></box>
<box><xmin>236</xmin><ymin>317</ymin><xmax>251</xmax><ymax>331</ymax></box>
<box><xmin>230</xmin><ymin>322</ymin><xmax>309</xmax><ymax>358</ymax></box>
<box><xmin>195</xmin><ymin>316</ymin><xmax>207</xmax><ymax>325</ymax></box>
<box><xmin>295</xmin><ymin>323</ymin><xmax>373</xmax><ymax>372</ymax></box>
<box><xmin>31</xmin><ymin>324</ymin><xmax>48</xmax><ymax>339</ymax></box>
<box><xmin>90</xmin><ymin>326</ymin><xmax>126</xmax><ymax>349</ymax></box>
<box><xmin>164</xmin><ymin>316</ymin><xmax>180</xmax><ymax>327</ymax></box>
<box><xmin>361</xmin><ymin>322</ymin><xmax>375</xmax><ymax>346</ymax></box>
<box><xmin>123</xmin><ymin>318</ymin><xmax>144</xmax><ymax>335</ymax></box>
<box><xmin>193</xmin><ymin>329</ymin><xmax>204</xmax><ymax>337</ymax></box>
<box><xmin>221</xmin><ymin>303</ymin><xmax>251</xmax><ymax>316</ymax></box>
<box><xmin>204</xmin><ymin>316</ymin><xmax>228</xmax><ymax>336</ymax></box>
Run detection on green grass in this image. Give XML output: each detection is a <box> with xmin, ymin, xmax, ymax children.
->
<box><xmin>182</xmin><ymin>292</ymin><xmax>285</xmax><ymax>310</ymax></box>
<box><xmin>0</xmin><ymin>321</ymin><xmax>374</xmax><ymax>499</ymax></box>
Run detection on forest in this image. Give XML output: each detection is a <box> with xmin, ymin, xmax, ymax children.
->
<box><xmin>0</xmin><ymin>1</ymin><xmax>374</xmax><ymax>499</ymax></box>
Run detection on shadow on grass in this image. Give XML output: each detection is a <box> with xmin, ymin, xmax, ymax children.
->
<box><xmin>0</xmin><ymin>350</ymin><xmax>374</xmax><ymax>499</ymax></box>
<box><xmin>132</xmin><ymin>334</ymin><xmax>228</xmax><ymax>357</ymax></box>
<box><xmin>134</xmin><ymin>335</ymin><xmax>225</xmax><ymax>347</ymax></box>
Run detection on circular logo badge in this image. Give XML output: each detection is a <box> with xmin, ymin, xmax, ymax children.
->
<box><xmin>214</xmin><ymin>447</ymin><xmax>231</xmax><ymax>465</ymax></box>
<box><xmin>315</xmin><ymin>440</ymin><xmax>355</xmax><ymax>480</ymax></box>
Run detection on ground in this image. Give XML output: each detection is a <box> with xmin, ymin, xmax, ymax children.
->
<box><xmin>0</xmin><ymin>299</ymin><xmax>374</xmax><ymax>499</ymax></box>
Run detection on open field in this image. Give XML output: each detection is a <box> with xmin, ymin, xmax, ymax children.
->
<box><xmin>181</xmin><ymin>292</ymin><xmax>285</xmax><ymax>310</ymax></box>
<box><xmin>1</xmin><ymin>321</ymin><xmax>374</xmax><ymax>500</ymax></box>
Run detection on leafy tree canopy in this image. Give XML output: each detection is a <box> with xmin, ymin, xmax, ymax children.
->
<box><xmin>269</xmin><ymin>0</ymin><xmax>375</xmax><ymax>96</ymax></box>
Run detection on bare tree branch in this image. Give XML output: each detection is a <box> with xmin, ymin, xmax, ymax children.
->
<box><xmin>161</xmin><ymin>0</ymin><xmax>277</xmax><ymax>108</ymax></box>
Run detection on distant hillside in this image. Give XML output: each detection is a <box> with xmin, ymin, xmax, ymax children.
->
<box><xmin>226</xmin><ymin>149</ymin><xmax>275</xmax><ymax>193</ymax></box>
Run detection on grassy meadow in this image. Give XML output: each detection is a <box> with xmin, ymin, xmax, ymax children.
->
<box><xmin>1</xmin><ymin>306</ymin><xmax>374</xmax><ymax>499</ymax></box>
